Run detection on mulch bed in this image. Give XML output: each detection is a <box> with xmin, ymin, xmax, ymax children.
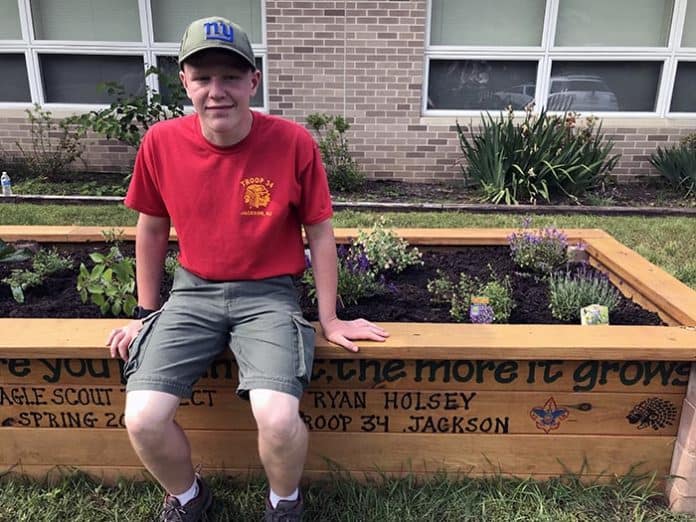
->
<box><xmin>0</xmin><ymin>243</ymin><xmax>663</xmax><ymax>326</ymax></box>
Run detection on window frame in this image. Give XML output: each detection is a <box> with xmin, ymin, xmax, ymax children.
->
<box><xmin>424</xmin><ymin>0</ymin><xmax>696</xmax><ymax>118</ymax></box>
<box><xmin>0</xmin><ymin>0</ymin><xmax>268</xmax><ymax>111</ymax></box>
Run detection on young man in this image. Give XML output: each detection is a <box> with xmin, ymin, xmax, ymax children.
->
<box><xmin>106</xmin><ymin>16</ymin><xmax>388</xmax><ymax>522</ymax></box>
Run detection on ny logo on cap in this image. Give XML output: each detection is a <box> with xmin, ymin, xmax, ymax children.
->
<box><xmin>203</xmin><ymin>21</ymin><xmax>235</xmax><ymax>43</ymax></box>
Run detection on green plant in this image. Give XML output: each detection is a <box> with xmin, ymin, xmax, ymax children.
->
<box><xmin>0</xmin><ymin>104</ymin><xmax>86</xmax><ymax>181</ymax></box>
<box><xmin>508</xmin><ymin>220</ymin><xmax>569</xmax><ymax>274</ymax></box>
<box><xmin>548</xmin><ymin>267</ymin><xmax>620</xmax><ymax>322</ymax></box>
<box><xmin>427</xmin><ymin>270</ymin><xmax>514</xmax><ymax>323</ymax></box>
<box><xmin>164</xmin><ymin>252</ymin><xmax>180</xmax><ymax>278</ymax></box>
<box><xmin>303</xmin><ymin>245</ymin><xmax>385</xmax><ymax>307</ymax></box>
<box><xmin>0</xmin><ymin>239</ymin><xmax>32</xmax><ymax>263</ymax></box>
<box><xmin>353</xmin><ymin>217</ymin><xmax>422</xmax><ymax>276</ymax></box>
<box><xmin>457</xmin><ymin>106</ymin><xmax>619</xmax><ymax>204</ymax></box>
<box><xmin>66</xmin><ymin>67</ymin><xmax>186</xmax><ymax>161</ymax></box>
<box><xmin>306</xmin><ymin>113</ymin><xmax>364</xmax><ymax>192</ymax></box>
<box><xmin>76</xmin><ymin>237</ymin><xmax>136</xmax><ymax>317</ymax></box>
<box><xmin>649</xmin><ymin>134</ymin><xmax>696</xmax><ymax>196</ymax></box>
<box><xmin>2</xmin><ymin>248</ymin><xmax>72</xmax><ymax>303</ymax></box>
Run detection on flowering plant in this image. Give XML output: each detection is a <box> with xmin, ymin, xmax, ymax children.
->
<box><xmin>353</xmin><ymin>218</ymin><xmax>423</xmax><ymax>277</ymax></box>
<box><xmin>548</xmin><ymin>267</ymin><xmax>619</xmax><ymax>322</ymax></box>
<box><xmin>302</xmin><ymin>245</ymin><xmax>386</xmax><ymax>307</ymax></box>
<box><xmin>508</xmin><ymin>219</ymin><xmax>568</xmax><ymax>274</ymax></box>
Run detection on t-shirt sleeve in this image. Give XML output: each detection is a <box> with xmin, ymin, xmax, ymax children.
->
<box><xmin>298</xmin><ymin>140</ymin><xmax>333</xmax><ymax>225</ymax></box>
<box><xmin>123</xmin><ymin>129</ymin><xmax>169</xmax><ymax>217</ymax></box>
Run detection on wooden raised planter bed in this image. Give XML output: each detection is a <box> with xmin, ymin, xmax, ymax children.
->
<box><xmin>1</xmin><ymin>226</ymin><xmax>696</xmax><ymax>511</ymax></box>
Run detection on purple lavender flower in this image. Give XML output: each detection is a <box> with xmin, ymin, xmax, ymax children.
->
<box><xmin>470</xmin><ymin>303</ymin><xmax>495</xmax><ymax>324</ymax></box>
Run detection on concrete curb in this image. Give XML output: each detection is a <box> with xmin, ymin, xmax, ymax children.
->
<box><xmin>1</xmin><ymin>194</ymin><xmax>696</xmax><ymax>217</ymax></box>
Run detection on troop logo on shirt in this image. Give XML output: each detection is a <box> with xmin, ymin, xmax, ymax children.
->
<box><xmin>240</xmin><ymin>177</ymin><xmax>274</xmax><ymax>216</ymax></box>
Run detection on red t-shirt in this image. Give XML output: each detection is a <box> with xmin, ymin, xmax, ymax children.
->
<box><xmin>124</xmin><ymin>112</ymin><xmax>333</xmax><ymax>281</ymax></box>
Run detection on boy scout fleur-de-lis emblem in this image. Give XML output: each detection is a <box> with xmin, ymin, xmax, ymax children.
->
<box><xmin>530</xmin><ymin>397</ymin><xmax>569</xmax><ymax>434</ymax></box>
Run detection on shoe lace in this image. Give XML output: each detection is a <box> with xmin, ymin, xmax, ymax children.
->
<box><xmin>159</xmin><ymin>499</ymin><xmax>187</xmax><ymax>522</ymax></box>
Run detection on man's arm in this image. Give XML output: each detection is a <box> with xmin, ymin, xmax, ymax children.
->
<box><xmin>107</xmin><ymin>213</ymin><xmax>171</xmax><ymax>360</ymax></box>
<box><xmin>304</xmin><ymin>219</ymin><xmax>388</xmax><ymax>352</ymax></box>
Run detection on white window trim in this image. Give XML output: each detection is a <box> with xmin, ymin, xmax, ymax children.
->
<box><xmin>424</xmin><ymin>0</ymin><xmax>696</xmax><ymax>118</ymax></box>
<box><xmin>0</xmin><ymin>0</ymin><xmax>268</xmax><ymax>111</ymax></box>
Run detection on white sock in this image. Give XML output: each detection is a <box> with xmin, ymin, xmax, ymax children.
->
<box><xmin>174</xmin><ymin>478</ymin><xmax>199</xmax><ymax>506</ymax></box>
<box><xmin>269</xmin><ymin>488</ymin><xmax>298</xmax><ymax>508</ymax></box>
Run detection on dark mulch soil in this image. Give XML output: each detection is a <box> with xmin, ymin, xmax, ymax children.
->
<box><xmin>0</xmin><ymin>243</ymin><xmax>664</xmax><ymax>326</ymax></box>
<box><xmin>332</xmin><ymin>179</ymin><xmax>696</xmax><ymax>208</ymax></box>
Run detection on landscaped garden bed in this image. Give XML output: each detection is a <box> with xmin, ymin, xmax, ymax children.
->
<box><xmin>1</xmin><ymin>225</ymin><xmax>696</xmax><ymax>512</ymax></box>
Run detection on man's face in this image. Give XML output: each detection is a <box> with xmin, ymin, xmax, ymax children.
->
<box><xmin>179</xmin><ymin>50</ymin><xmax>260</xmax><ymax>145</ymax></box>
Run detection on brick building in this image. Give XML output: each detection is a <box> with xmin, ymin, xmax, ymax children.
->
<box><xmin>1</xmin><ymin>0</ymin><xmax>695</xmax><ymax>183</ymax></box>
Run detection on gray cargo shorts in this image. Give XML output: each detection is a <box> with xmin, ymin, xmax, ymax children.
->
<box><xmin>123</xmin><ymin>267</ymin><xmax>315</xmax><ymax>400</ymax></box>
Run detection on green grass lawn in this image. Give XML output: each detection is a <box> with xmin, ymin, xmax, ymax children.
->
<box><xmin>1</xmin><ymin>470</ymin><xmax>693</xmax><ymax>521</ymax></box>
<box><xmin>1</xmin><ymin>204</ymin><xmax>696</xmax><ymax>520</ymax></box>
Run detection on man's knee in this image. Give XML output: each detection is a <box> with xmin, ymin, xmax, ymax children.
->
<box><xmin>124</xmin><ymin>390</ymin><xmax>180</xmax><ymax>441</ymax></box>
<box><xmin>250</xmin><ymin>389</ymin><xmax>304</xmax><ymax>444</ymax></box>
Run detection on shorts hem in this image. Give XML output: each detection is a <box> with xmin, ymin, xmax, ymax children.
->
<box><xmin>125</xmin><ymin>379</ymin><xmax>191</xmax><ymax>398</ymax></box>
<box><xmin>237</xmin><ymin>378</ymin><xmax>304</xmax><ymax>400</ymax></box>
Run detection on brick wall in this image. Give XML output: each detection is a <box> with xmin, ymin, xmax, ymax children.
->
<box><xmin>0</xmin><ymin>1</ymin><xmax>692</xmax><ymax>183</ymax></box>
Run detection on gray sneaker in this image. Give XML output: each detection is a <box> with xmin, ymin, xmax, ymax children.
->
<box><xmin>263</xmin><ymin>492</ymin><xmax>304</xmax><ymax>521</ymax></box>
<box><xmin>158</xmin><ymin>477</ymin><xmax>213</xmax><ymax>522</ymax></box>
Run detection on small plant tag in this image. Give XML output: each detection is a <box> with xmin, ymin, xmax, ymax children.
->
<box><xmin>580</xmin><ymin>304</ymin><xmax>609</xmax><ymax>325</ymax></box>
<box><xmin>470</xmin><ymin>296</ymin><xmax>494</xmax><ymax>324</ymax></box>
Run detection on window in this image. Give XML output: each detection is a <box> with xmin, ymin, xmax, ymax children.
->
<box><xmin>0</xmin><ymin>54</ymin><xmax>31</xmax><ymax>102</ymax></box>
<box><xmin>0</xmin><ymin>0</ymin><xmax>266</xmax><ymax>108</ymax></box>
<box><xmin>156</xmin><ymin>55</ymin><xmax>265</xmax><ymax>108</ymax></box>
<box><xmin>426</xmin><ymin>0</ymin><xmax>692</xmax><ymax>116</ymax></box>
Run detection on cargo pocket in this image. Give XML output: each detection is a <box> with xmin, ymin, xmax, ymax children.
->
<box><xmin>291</xmin><ymin>313</ymin><xmax>316</xmax><ymax>388</ymax></box>
<box><xmin>121</xmin><ymin>309</ymin><xmax>163</xmax><ymax>382</ymax></box>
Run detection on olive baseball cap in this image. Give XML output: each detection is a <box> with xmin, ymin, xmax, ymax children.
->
<box><xmin>178</xmin><ymin>16</ymin><xmax>256</xmax><ymax>69</ymax></box>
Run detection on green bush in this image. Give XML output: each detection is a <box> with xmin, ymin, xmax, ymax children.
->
<box><xmin>508</xmin><ymin>222</ymin><xmax>569</xmax><ymax>274</ymax></box>
<box><xmin>302</xmin><ymin>245</ymin><xmax>385</xmax><ymax>307</ymax></box>
<box><xmin>76</xmin><ymin>235</ymin><xmax>136</xmax><ymax>317</ymax></box>
<box><xmin>0</xmin><ymin>104</ymin><xmax>86</xmax><ymax>181</ymax></box>
<box><xmin>427</xmin><ymin>270</ymin><xmax>514</xmax><ymax>323</ymax></box>
<box><xmin>2</xmin><ymin>248</ymin><xmax>72</xmax><ymax>303</ymax></box>
<box><xmin>548</xmin><ymin>268</ymin><xmax>620</xmax><ymax>322</ymax></box>
<box><xmin>457</xmin><ymin>107</ymin><xmax>619</xmax><ymax>204</ymax></box>
<box><xmin>649</xmin><ymin>134</ymin><xmax>696</xmax><ymax>196</ymax></box>
<box><xmin>352</xmin><ymin>217</ymin><xmax>422</xmax><ymax>276</ymax></box>
<box><xmin>66</xmin><ymin>66</ymin><xmax>185</xmax><ymax>169</ymax></box>
<box><xmin>306</xmin><ymin>113</ymin><xmax>364</xmax><ymax>193</ymax></box>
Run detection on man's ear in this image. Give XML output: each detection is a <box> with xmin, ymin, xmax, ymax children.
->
<box><xmin>250</xmin><ymin>69</ymin><xmax>261</xmax><ymax>93</ymax></box>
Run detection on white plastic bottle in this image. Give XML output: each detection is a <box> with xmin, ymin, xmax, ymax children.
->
<box><xmin>0</xmin><ymin>171</ymin><xmax>11</xmax><ymax>196</ymax></box>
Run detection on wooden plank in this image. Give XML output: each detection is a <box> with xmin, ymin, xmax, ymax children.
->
<box><xmin>0</xmin><ymin>385</ymin><xmax>683</xmax><ymax>435</ymax></box>
<box><xmin>0</xmin><ymin>429</ymin><xmax>674</xmax><ymax>477</ymax></box>
<box><xmin>0</xmin><ymin>226</ymin><xmax>606</xmax><ymax>244</ymax></box>
<box><xmin>2</xmin><ymin>320</ymin><xmax>696</xmax><ymax>361</ymax></box>
<box><xmin>0</xmin><ymin>358</ymin><xmax>690</xmax><ymax>394</ymax></box>
<box><xmin>585</xmin><ymin>235</ymin><xmax>696</xmax><ymax>326</ymax></box>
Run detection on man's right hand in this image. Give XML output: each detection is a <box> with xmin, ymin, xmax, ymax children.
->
<box><xmin>106</xmin><ymin>320</ymin><xmax>145</xmax><ymax>361</ymax></box>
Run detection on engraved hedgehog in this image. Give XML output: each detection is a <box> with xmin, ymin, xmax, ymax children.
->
<box><xmin>626</xmin><ymin>397</ymin><xmax>677</xmax><ymax>430</ymax></box>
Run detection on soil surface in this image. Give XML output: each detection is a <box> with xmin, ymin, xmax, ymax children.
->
<box><xmin>332</xmin><ymin>179</ymin><xmax>696</xmax><ymax>209</ymax></box>
<box><xmin>0</xmin><ymin>243</ymin><xmax>663</xmax><ymax>326</ymax></box>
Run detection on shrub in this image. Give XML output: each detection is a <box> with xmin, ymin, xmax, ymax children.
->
<box><xmin>76</xmin><ymin>234</ymin><xmax>136</xmax><ymax>317</ymax></box>
<box><xmin>649</xmin><ymin>133</ymin><xmax>696</xmax><ymax>196</ymax></box>
<box><xmin>352</xmin><ymin>218</ymin><xmax>423</xmax><ymax>276</ymax></box>
<box><xmin>67</xmin><ymin>67</ymin><xmax>185</xmax><ymax>162</ymax></box>
<box><xmin>456</xmin><ymin>106</ymin><xmax>619</xmax><ymax>204</ymax></box>
<box><xmin>306</xmin><ymin>113</ymin><xmax>364</xmax><ymax>192</ymax></box>
<box><xmin>508</xmin><ymin>221</ymin><xmax>568</xmax><ymax>274</ymax></box>
<box><xmin>303</xmin><ymin>245</ymin><xmax>386</xmax><ymax>307</ymax></box>
<box><xmin>2</xmin><ymin>248</ymin><xmax>72</xmax><ymax>303</ymax></box>
<box><xmin>548</xmin><ymin>267</ymin><xmax>620</xmax><ymax>322</ymax></box>
<box><xmin>0</xmin><ymin>104</ymin><xmax>86</xmax><ymax>181</ymax></box>
<box><xmin>427</xmin><ymin>270</ymin><xmax>514</xmax><ymax>323</ymax></box>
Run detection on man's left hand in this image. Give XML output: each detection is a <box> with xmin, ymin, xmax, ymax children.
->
<box><xmin>321</xmin><ymin>317</ymin><xmax>389</xmax><ymax>352</ymax></box>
